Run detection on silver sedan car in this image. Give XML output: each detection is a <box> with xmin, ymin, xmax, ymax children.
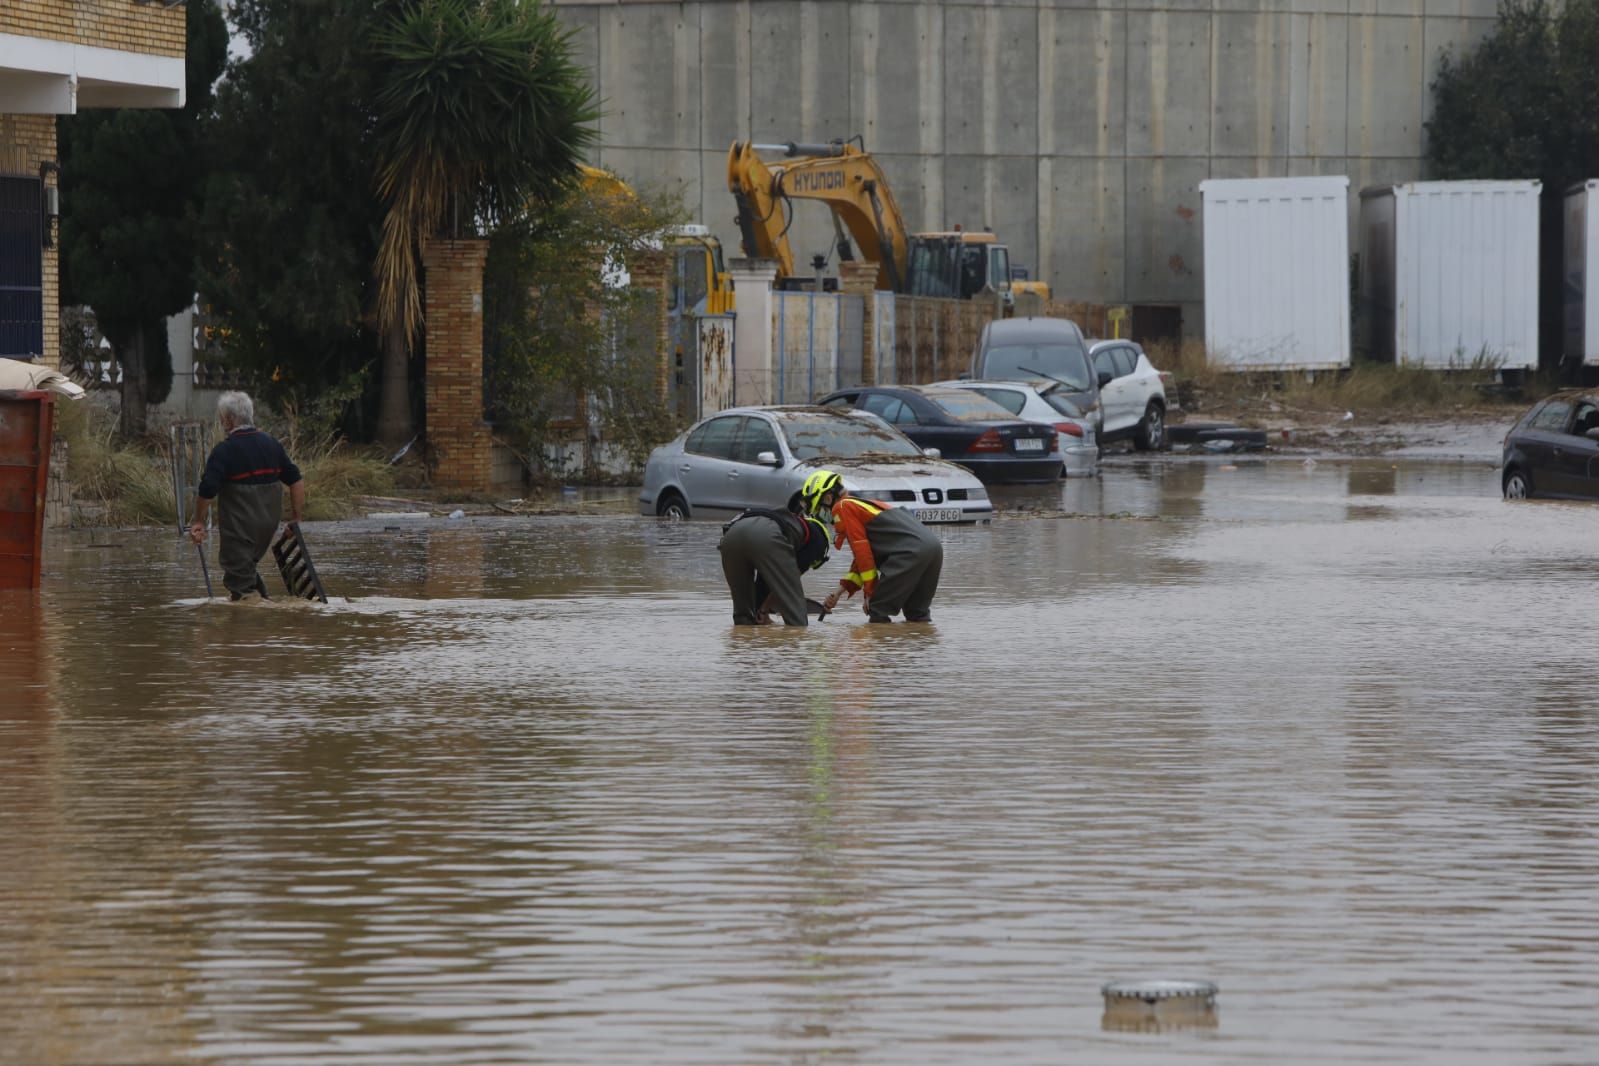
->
<box><xmin>639</xmin><ymin>406</ymin><xmax>994</xmax><ymax>523</ymax></box>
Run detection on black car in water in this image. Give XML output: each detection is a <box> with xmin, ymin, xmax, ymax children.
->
<box><xmin>818</xmin><ymin>385</ymin><xmax>1060</xmax><ymax>483</ymax></box>
<box><xmin>1502</xmin><ymin>390</ymin><xmax>1599</xmax><ymax>499</ymax></box>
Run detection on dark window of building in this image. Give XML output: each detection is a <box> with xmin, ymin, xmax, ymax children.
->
<box><xmin>0</xmin><ymin>176</ymin><xmax>44</xmax><ymax>360</ymax></box>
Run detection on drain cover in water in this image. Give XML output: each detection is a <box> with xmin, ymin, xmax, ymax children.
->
<box><xmin>1101</xmin><ymin>979</ymin><xmax>1218</xmax><ymax>1033</ymax></box>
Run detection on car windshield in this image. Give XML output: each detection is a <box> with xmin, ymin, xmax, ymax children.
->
<box><xmin>779</xmin><ymin>412</ymin><xmax>923</xmax><ymax>460</ymax></box>
<box><xmin>983</xmin><ymin>342</ymin><xmax>1093</xmax><ymax>390</ymax></box>
<box><xmin>925</xmin><ymin>389</ymin><xmax>1017</xmax><ymax>422</ymax></box>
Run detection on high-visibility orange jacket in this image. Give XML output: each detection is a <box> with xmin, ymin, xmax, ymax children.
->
<box><xmin>830</xmin><ymin>495</ymin><xmax>888</xmax><ymax>596</ymax></box>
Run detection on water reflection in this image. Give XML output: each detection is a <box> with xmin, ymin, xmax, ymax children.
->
<box><xmin>5</xmin><ymin>459</ymin><xmax>1599</xmax><ymax>1064</ymax></box>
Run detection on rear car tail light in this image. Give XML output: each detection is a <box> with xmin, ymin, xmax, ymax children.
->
<box><xmin>970</xmin><ymin>429</ymin><xmax>1005</xmax><ymax>452</ymax></box>
<box><xmin>1054</xmin><ymin>421</ymin><xmax>1082</xmax><ymax>437</ymax></box>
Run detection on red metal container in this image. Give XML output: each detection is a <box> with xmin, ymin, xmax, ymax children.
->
<box><xmin>0</xmin><ymin>390</ymin><xmax>55</xmax><ymax>589</ymax></box>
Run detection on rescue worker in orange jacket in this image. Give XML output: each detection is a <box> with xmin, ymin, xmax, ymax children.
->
<box><xmin>801</xmin><ymin>470</ymin><xmax>942</xmax><ymax>623</ymax></box>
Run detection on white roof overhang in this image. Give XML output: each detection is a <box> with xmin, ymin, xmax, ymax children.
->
<box><xmin>0</xmin><ymin>33</ymin><xmax>184</xmax><ymax>113</ymax></box>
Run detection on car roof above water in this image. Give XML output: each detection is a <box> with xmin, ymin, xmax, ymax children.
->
<box><xmin>980</xmin><ymin>316</ymin><xmax>1085</xmax><ymax>342</ymax></box>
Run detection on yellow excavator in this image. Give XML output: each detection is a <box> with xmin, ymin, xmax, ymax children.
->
<box><xmin>578</xmin><ymin>165</ymin><xmax>734</xmax><ymax>314</ymax></box>
<box><xmin>726</xmin><ymin>138</ymin><xmax>1050</xmax><ymax>302</ymax></box>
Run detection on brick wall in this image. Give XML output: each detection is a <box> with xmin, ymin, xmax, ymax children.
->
<box><xmin>0</xmin><ymin>114</ymin><xmax>59</xmax><ymax>368</ymax></box>
<box><xmin>423</xmin><ymin>238</ymin><xmax>493</xmax><ymax>494</ymax></box>
<box><xmin>1</xmin><ymin>0</ymin><xmax>186</xmax><ymax>57</ymax></box>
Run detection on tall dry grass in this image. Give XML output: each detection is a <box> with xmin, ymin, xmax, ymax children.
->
<box><xmin>55</xmin><ymin>402</ymin><xmax>397</xmax><ymax>526</ymax></box>
<box><xmin>1143</xmin><ymin>339</ymin><xmax>1535</xmax><ymax>420</ymax></box>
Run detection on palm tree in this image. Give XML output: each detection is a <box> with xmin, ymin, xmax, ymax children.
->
<box><xmin>370</xmin><ymin>0</ymin><xmax>597</xmax><ymax>448</ymax></box>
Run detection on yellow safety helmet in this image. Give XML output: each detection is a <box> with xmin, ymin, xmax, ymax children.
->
<box><xmin>799</xmin><ymin>469</ymin><xmax>843</xmax><ymax>516</ymax></box>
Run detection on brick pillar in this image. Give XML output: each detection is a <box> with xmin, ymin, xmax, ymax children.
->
<box><xmin>423</xmin><ymin>237</ymin><xmax>492</xmax><ymax>494</ymax></box>
<box><xmin>627</xmin><ymin>249</ymin><xmax>673</xmax><ymax>406</ymax></box>
<box><xmin>728</xmin><ymin>258</ymin><xmax>777</xmax><ymax>404</ymax></box>
<box><xmin>837</xmin><ymin>260</ymin><xmax>879</xmax><ymax>386</ymax></box>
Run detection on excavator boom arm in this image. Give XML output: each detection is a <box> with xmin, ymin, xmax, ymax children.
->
<box><xmin>727</xmin><ymin>140</ymin><xmax>911</xmax><ymax>292</ymax></box>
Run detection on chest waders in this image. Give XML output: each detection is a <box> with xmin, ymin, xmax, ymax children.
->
<box><xmin>861</xmin><ymin>506</ymin><xmax>942</xmax><ymax>622</ymax></box>
<box><xmin>717</xmin><ymin>511</ymin><xmax>809</xmax><ymax>626</ymax></box>
<box><xmin>217</xmin><ymin>481</ymin><xmax>282</xmax><ymax>597</ymax></box>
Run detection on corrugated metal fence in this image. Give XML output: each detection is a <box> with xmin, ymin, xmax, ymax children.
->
<box><xmin>771</xmin><ymin>291</ymin><xmax>864</xmax><ymax>403</ymax></box>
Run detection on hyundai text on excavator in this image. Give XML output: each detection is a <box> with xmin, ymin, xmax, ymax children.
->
<box><xmin>726</xmin><ymin>138</ymin><xmax>1050</xmax><ymax>303</ymax></box>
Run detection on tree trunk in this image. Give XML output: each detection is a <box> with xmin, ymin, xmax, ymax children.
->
<box><xmin>376</xmin><ymin>318</ymin><xmax>412</xmax><ymax>449</ymax></box>
<box><xmin>118</xmin><ymin>328</ymin><xmax>149</xmax><ymax>439</ymax></box>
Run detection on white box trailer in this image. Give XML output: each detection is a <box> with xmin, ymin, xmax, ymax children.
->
<box><xmin>1200</xmin><ymin>176</ymin><xmax>1351</xmax><ymax>371</ymax></box>
<box><xmin>1357</xmin><ymin>180</ymin><xmax>1540</xmax><ymax>371</ymax></box>
<box><xmin>1564</xmin><ymin>180</ymin><xmax>1599</xmax><ymax>366</ymax></box>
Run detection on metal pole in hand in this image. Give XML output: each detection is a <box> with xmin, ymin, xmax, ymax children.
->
<box><xmin>195</xmin><ymin>542</ymin><xmax>214</xmax><ymax>599</ymax></box>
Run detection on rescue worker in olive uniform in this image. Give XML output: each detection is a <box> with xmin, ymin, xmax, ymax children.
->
<box><xmin>718</xmin><ymin>497</ymin><xmax>830</xmax><ymax>626</ymax></box>
<box><xmin>189</xmin><ymin>391</ymin><xmax>306</xmax><ymax>600</ymax></box>
<box><xmin>803</xmin><ymin>470</ymin><xmax>942</xmax><ymax>623</ymax></box>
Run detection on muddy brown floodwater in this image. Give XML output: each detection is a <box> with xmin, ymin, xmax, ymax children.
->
<box><xmin>4</xmin><ymin>456</ymin><xmax>1598</xmax><ymax>1064</ymax></box>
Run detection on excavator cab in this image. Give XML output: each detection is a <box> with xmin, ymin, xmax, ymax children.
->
<box><xmin>907</xmin><ymin>232</ymin><xmax>1014</xmax><ymax>304</ymax></box>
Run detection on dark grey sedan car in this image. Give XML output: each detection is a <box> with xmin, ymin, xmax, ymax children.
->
<box><xmin>1502</xmin><ymin>390</ymin><xmax>1599</xmax><ymax>499</ymax></box>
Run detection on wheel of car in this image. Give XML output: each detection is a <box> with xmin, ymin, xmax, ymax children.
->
<box><xmin>1133</xmin><ymin>402</ymin><xmax>1166</xmax><ymax>451</ymax></box>
<box><xmin>1503</xmin><ymin>467</ymin><xmax>1532</xmax><ymax>500</ymax></box>
<box><xmin>656</xmin><ymin>491</ymin><xmax>690</xmax><ymax>519</ymax></box>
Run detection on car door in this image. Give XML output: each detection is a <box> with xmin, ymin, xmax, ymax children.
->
<box><xmin>1564</xmin><ymin>399</ymin><xmax>1599</xmax><ymax>498</ymax></box>
<box><xmin>1091</xmin><ymin>345</ymin><xmax>1130</xmax><ymax>434</ymax></box>
<box><xmin>1519</xmin><ymin>399</ymin><xmax>1576</xmax><ymax>496</ymax></box>
<box><xmin>679</xmin><ymin>414</ymin><xmax>743</xmax><ymax>513</ymax></box>
<box><xmin>727</xmin><ymin>414</ymin><xmax>793</xmax><ymax>509</ymax></box>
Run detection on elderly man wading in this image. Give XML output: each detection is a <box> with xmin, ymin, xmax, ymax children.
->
<box><xmin>188</xmin><ymin>391</ymin><xmax>306</xmax><ymax>600</ymax></box>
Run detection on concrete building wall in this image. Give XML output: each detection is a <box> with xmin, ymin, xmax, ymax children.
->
<box><xmin>554</xmin><ymin>0</ymin><xmax>1498</xmax><ymax>337</ymax></box>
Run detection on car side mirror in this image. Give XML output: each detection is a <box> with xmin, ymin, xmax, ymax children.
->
<box><xmin>922</xmin><ymin>447</ymin><xmax>941</xmax><ymax>459</ymax></box>
<box><xmin>1586</xmin><ymin>428</ymin><xmax>1599</xmax><ymax>442</ymax></box>
<box><xmin>1097</xmin><ymin>369</ymin><xmax>1113</xmax><ymax>389</ymax></box>
<box><xmin>756</xmin><ymin>450</ymin><xmax>781</xmax><ymax>466</ymax></box>
<box><xmin>957</xmin><ymin>372</ymin><xmax>972</xmax><ymax>380</ymax></box>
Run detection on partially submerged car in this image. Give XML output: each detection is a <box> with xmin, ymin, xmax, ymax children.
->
<box><xmin>1086</xmin><ymin>338</ymin><xmax>1170</xmax><ymax>451</ymax></box>
<box><xmin>816</xmin><ymin>384</ymin><xmax>1060</xmax><ymax>483</ymax></box>
<box><xmin>936</xmin><ymin>378</ymin><xmax>1099</xmax><ymax>477</ymax></box>
<box><xmin>1502</xmin><ymin>390</ymin><xmax>1599</xmax><ymax>499</ymax></box>
<box><xmin>639</xmin><ymin>406</ymin><xmax>994</xmax><ymax>523</ymax></box>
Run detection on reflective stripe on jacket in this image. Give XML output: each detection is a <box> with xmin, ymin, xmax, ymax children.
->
<box><xmin>830</xmin><ymin>496</ymin><xmax>887</xmax><ymax>594</ymax></box>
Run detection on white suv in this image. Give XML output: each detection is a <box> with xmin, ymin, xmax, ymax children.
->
<box><xmin>1087</xmin><ymin>339</ymin><xmax>1168</xmax><ymax>451</ymax></box>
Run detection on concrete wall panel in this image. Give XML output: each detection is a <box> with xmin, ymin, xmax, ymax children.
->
<box><xmin>849</xmin><ymin>2</ymin><xmax>944</xmax><ymax>155</ymax></box>
<box><xmin>1288</xmin><ymin>13</ymin><xmax>1348</xmax><ymax>157</ymax></box>
<box><xmin>1039</xmin><ymin>8</ymin><xmax>1124</xmax><ymax>158</ymax></box>
<box><xmin>1348</xmin><ymin>16</ymin><xmax>1425</xmax><ymax>159</ymax></box>
<box><xmin>1125</xmin><ymin>157</ymin><xmax>1207</xmax><ymax>302</ymax></box>
<box><xmin>1212</xmin><ymin>12</ymin><xmax>1291</xmax><ymax>160</ymax></box>
<box><xmin>1127</xmin><ymin>12</ymin><xmax>1212</xmax><ymax>157</ymax></box>
<box><xmin>750</xmin><ymin>1</ymin><xmax>853</xmax><ymax>144</ymax></box>
<box><xmin>698</xmin><ymin>0</ymin><xmax>749</xmax><ymax>149</ymax></box>
<box><xmin>944</xmin><ymin>5</ymin><xmax>1040</xmax><ymax>157</ymax></box>
<box><xmin>1040</xmin><ymin>156</ymin><xmax>1126</xmax><ymax>301</ymax></box>
<box><xmin>599</xmin><ymin>5</ymin><xmax>701</xmax><ymax>149</ymax></box>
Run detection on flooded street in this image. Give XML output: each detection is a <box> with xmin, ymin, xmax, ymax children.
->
<box><xmin>4</xmin><ymin>456</ymin><xmax>1598</xmax><ymax>1064</ymax></box>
